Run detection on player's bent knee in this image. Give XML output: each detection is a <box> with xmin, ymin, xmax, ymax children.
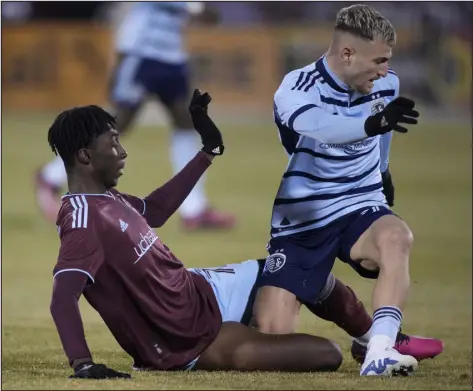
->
<box><xmin>253</xmin><ymin>305</ymin><xmax>298</xmax><ymax>334</ymax></box>
<box><xmin>254</xmin><ymin>286</ymin><xmax>300</xmax><ymax>334</ymax></box>
<box><xmin>316</xmin><ymin>339</ymin><xmax>343</xmax><ymax>372</ymax></box>
<box><xmin>376</xmin><ymin>223</ymin><xmax>414</xmax><ymax>255</ymax></box>
<box><xmin>229</xmin><ymin>335</ymin><xmax>342</xmax><ymax>372</ymax></box>
<box><xmin>327</xmin><ymin>340</ymin><xmax>343</xmax><ymax>371</ymax></box>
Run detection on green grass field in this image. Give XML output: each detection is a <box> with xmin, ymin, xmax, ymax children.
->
<box><xmin>2</xmin><ymin>113</ymin><xmax>472</xmax><ymax>390</ymax></box>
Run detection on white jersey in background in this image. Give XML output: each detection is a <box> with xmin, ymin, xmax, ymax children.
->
<box><xmin>115</xmin><ymin>2</ymin><xmax>201</xmax><ymax>64</ymax></box>
<box><xmin>271</xmin><ymin>56</ymin><xmax>399</xmax><ymax>237</ymax></box>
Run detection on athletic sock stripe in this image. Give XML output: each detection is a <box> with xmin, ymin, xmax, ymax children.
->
<box><xmin>374</xmin><ymin>309</ymin><xmax>403</xmax><ymax>318</ymax></box>
<box><xmin>374</xmin><ymin>305</ymin><xmax>402</xmax><ymax>314</ymax></box>
<box><xmin>374</xmin><ymin>308</ymin><xmax>402</xmax><ymax>317</ymax></box>
<box><xmin>373</xmin><ymin>309</ymin><xmax>403</xmax><ymax>322</ymax></box>
<box><xmin>75</xmin><ymin>196</ymin><xmax>83</xmax><ymax>228</ymax></box>
<box><xmin>70</xmin><ymin>197</ymin><xmax>78</xmax><ymax>228</ymax></box>
<box><xmin>374</xmin><ymin>306</ymin><xmax>402</xmax><ymax>316</ymax></box>
<box><xmin>373</xmin><ymin>313</ymin><xmax>402</xmax><ymax>323</ymax></box>
<box><xmin>317</xmin><ymin>272</ymin><xmax>335</xmax><ymax>302</ymax></box>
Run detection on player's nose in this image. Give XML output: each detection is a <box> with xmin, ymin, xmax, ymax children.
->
<box><xmin>119</xmin><ymin>144</ymin><xmax>128</xmax><ymax>159</ymax></box>
<box><xmin>378</xmin><ymin>65</ymin><xmax>389</xmax><ymax>78</ymax></box>
<box><xmin>378</xmin><ymin>69</ymin><xmax>388</xmax><ymax>78</ymax></box>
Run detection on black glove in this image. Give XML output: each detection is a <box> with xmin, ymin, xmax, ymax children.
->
<box><xmin>188</xmin><ymin>89</ymin><xmax>224</xmax><ymax>156</ymax></box>
<box><xmin>70</xmin><ymin>362</ymin><xmax>131</xmax><ymax>380</ymax></box>
<box><xmin>381</xmin><ymin>167</ymin><xmax>395</xmax><ymax>207</ymax></box>
<box><xmin>365</xmin><ymin>97</ymin><xmax>419</xmax><ymax>137</ymax></box>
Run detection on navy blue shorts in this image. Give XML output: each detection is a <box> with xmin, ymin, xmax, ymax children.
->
<box><xmin>110</xmin><ymin>55</ymin><xmax>189</xmax><ymax>109</ymax></box>
<box><xmin>258</xmin><ymin>206</ymin><xmax>394</xmax><ymax>304</ymax></box>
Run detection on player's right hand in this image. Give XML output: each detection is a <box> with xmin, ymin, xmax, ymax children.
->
<box><xmin>364</xmin><ymin>97</ymin><xmax>419</xmax><ymax>137</ymax></box>
<box><xmin>189</xmin><ymin>89</ymin><xmax>224</xmax><ymax>156</ymax></box>
<box><xmin>69</xmin><ymin>362</ymin><xmax>131</xmax><ymax>380</ymax></box>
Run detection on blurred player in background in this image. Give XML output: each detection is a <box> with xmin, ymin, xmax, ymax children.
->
<box><xmin>35</xmin><ymin>1</ymin><xmax>236</xmax><ymax>231</ymax></box>
<box><xmin>254</xmin><ymin>4</ymin><xmax>433</xmax><ymax>377</ymax></box>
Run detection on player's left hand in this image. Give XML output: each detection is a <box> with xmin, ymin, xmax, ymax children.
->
<box><xmin>189</xmin><ymin>89</ymin><xmax>224</xmax><ymax>156</ymax></box>
<box><xmin>365</xmin><ymin>97</ymin><xmax>419</xmax><ymax>136</ymax></box>
<box><xmin>381</xmin><ymin>167</ymin><xmax>395</xmax><ymax>207</ymax></box>
<box><xmin>189</xmin><ymin>88</ymin><xmax>212</xmax><ymax>114</ymax></box>
<box><xmin>69</xmin><ymin>362</ymin><xmax>131</xmax><ymax>380</ymax></box>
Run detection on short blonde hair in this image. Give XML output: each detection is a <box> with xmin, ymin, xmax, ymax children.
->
<box><xmin>335</xmin><ymin>4</ymin><xmax>397</xmax><ymax>47</ymax></box>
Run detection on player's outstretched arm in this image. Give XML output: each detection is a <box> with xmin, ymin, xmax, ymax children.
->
<box><xmin>284</xmin><ymin>101</ymin><xmax>368</xmax><ymax>144</ymax></box>
<box><xmin>136</xmin><ymin>89</ymin><xmax>224</xmax><ymax>228</ymax></box>
<box><xmin>50</xmin><ymin>272</ymin><xmax>130</xmax><ymax>379</ymax></box>
<box><xmin>276</xmin><ymin>87</ymin><xmax>419</xmax><ymax>144</ymax></box>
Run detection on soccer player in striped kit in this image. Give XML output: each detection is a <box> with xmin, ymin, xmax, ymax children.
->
<box><xmin>253</xmin><ymin>4</ymin><xmax>438</xmax><ymax>376</ymax></box>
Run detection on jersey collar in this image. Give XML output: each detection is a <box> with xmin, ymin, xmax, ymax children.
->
<box><xmin>316</xmin><ymin>56</ymin><xmax>350</xmax><ymax>94</ymax></box>
<box><xmin>61</xmin><ymin>191</ymin><xmax>115</xmax><ymax>200</ymax></box>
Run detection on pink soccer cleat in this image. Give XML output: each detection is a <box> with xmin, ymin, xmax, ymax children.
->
<box><xmin>351</xmin><ymin>330</ymin><xmax>444</xmax><ymax>364</ymax></box>
<box><xmin>181</xmin><ymin>207</ymin><xmax>236</xmax><ymax>231</ymax></box>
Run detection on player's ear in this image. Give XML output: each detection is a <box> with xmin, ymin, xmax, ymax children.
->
<box><xmin>77</xmin><ymin>148</ymin><xmax>92</xmax><ymax>165</ymax></box>
<box><xmin>341</xmin><ymin>47</ymin><xmax>354</xmax><ymax>64</ymax></box>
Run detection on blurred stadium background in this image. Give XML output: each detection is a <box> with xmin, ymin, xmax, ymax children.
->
<box><xmin>2</xmin><ymin>1</ymin><xmax>472</xmax><ymax>122</ymax></box>
<box><xmin>2</xmin><ymin>2</ymin><xmax>472</xmax><ymax>390</ymax></box>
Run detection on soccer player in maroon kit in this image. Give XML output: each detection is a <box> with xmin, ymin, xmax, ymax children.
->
<box><xmin>49</xmin><ymin>90</ymin><xmax>345</xmax><ymax>379</ymax></box>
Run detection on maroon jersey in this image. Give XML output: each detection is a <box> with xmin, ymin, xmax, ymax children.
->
<box><xmin>51</xmin><ymin>153</ymin><xmax>222</xmax><ymax>370</ymax></box>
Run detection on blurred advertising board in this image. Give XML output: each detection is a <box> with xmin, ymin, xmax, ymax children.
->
<box><xmin>2</xmin><ymin>23</ymin><xmax>470</xmax><ymax>111</ymax></box>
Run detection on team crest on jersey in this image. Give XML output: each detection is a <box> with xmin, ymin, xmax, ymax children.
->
<box><xmin>371</xmin><ymin>101</ymin><xmax>385</xmax><ymax>115</ymax></box>
<box><xmin>264</xmin><ymin>253</ymin><xmax>286</xmax><ymax>274</ymax></box>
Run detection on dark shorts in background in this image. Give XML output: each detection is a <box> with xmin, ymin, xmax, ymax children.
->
<box><xmin>109</xmin><ymin>55</ymin><xmax>190</xmax><ymax>109</ymax></box>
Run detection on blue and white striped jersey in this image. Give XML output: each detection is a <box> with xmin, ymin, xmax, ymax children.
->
<box><xmin>271</xmin><ymin>56</ymin><xmax>399</xmax><ymax>237</ymax></box>
<box><xmin>115</xmin><ymin>2</ymin><xmax>191</xmax><ymax>64</ymax></box>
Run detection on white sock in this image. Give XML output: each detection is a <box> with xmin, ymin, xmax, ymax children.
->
<box><xmin>367</xmin><ymin>306</ymin><xmax>402</xmax><ymax>351</ymax></box>
<box><xmin>354</xmin><ymin>328</ymin><xmax>372</xmax><ymax>347</ymax></box>
<box><xmin>170</xmin><ymin>130</ymin><xmax>207</xmax><ymax>218</ymax></box>
<box><xmin>41</xmin><ymin>155</ymin><xmax>67</xmax><ymax>188</ymax></box>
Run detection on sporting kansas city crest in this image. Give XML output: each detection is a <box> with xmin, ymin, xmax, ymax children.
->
<box><xmin>371</xmin><ymin>101</ymin><xmax>386</xmax><ymax>115</ymax></box>
<box><xmin>263</xmin><ymin>253</ymin><xmax>286</xmax><ymax>274</ymax></box>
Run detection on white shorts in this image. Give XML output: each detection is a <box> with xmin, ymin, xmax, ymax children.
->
<box><xmin>188</xmin><ymin>259</ymin><xmax>261</xmax><ymax>324</ymax></box>
<box><xmin>133</xmin><ymin>260</ymin><xmax>261</xmax><ymax>372</ymax></box>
